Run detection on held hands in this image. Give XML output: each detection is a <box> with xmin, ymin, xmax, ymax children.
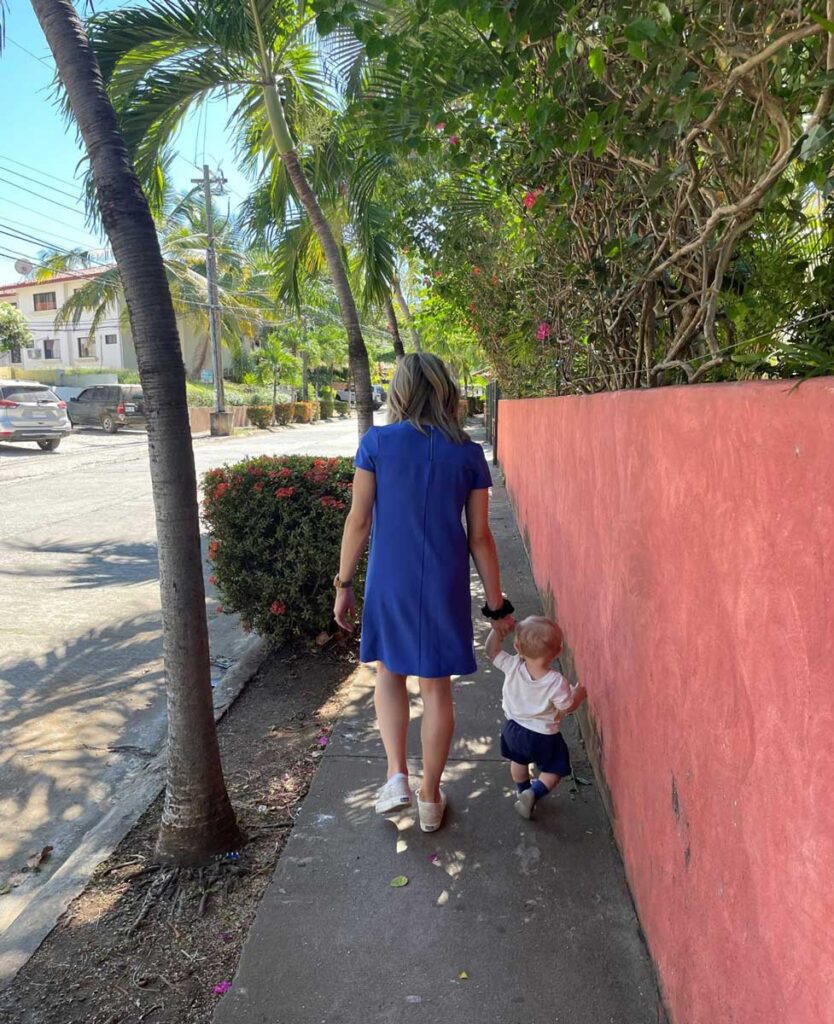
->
<box><xmin>334</xmin><ymin>587</ymin><xmax>357</xmax><ymax>632</ymax></box>
<box><xmin>493</xmin><ymin>614</ymin><xmax>516</xmax><ymax>641</ymax></box>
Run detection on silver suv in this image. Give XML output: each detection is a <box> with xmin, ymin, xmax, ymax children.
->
<box><xmin>0</xmin><ymin>381</ymin><xmax>72</xmax><ymax>451</ymax></box>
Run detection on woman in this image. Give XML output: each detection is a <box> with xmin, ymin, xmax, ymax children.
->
<box><xmin>334</xmin><ymin>354</ymin><xmax>514</xmax><ymax>832</ymax></box>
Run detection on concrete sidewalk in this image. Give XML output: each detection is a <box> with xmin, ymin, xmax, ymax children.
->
<box><xmin>215</xmin><ymin>471</ymin><xmax>661</xmax><ymax>1024</ymax></box>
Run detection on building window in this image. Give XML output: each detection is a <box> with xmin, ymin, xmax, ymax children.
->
<box><xmin>43</xmin><ymin>338</ymin><xmax>58</xmax><ymax>360</ymax></box>
<box><xmin>104</xmin><ymin>333</ymin><xmax>117</xmax><ymax>345</ymax></box>
<box><xmin>77</xmin><ymin>336</ymin><xmax>96</xmax><ymax>359</ymax></box>
<box><xmin>33</xmin><ymin>291</ymin><xmax>57</xmax><ymax>312</ymax></box>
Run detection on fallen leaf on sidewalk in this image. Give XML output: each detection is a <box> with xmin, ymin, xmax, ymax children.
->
<box><xmin>0</xmin><ymin>884</ymin><xmax>10</xmax><ymax>896</ymax></box>
<box><xmin>389</xmin><ymin>875</ymin><xmax>409</xmax><ymax>888</ymax></box>
<box><xmin>458</xmin><ymin>970</ymin><xmax>469</xmax><ymax>981</ymax></box>
<box><xmin>26</xmin><ymin>846</ymin><xmax>53</xmax><ymax>872</ymax></box>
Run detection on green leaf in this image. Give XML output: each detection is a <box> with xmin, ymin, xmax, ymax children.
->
<box><xmin>390</xmin><ymin>875</ymin><xmax>409</xmax><ymax>888</ymax></box>
<box><xmin>588</xmin><ymin>47</ymin><xmax>605</xmax><ymax>80</ymax></box>
<box><xmin>809</xmin><ymin>12</ymin><xmax>834</xmax><ymax>33</ymax></box>
<box><xmin>624</xmin><ymin>18</ymin><xmax>659</xmax><ymax>42</ymax></box>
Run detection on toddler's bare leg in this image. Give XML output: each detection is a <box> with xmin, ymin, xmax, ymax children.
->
<box><xmin>538</xmin><ymin>771</ymin><xmax>561</xmax><ymax>792</ymax></box>
<box><xmin>510</xmin><ymin>761</ymin><xmax>531</xmax><ymax>784</ymax></box>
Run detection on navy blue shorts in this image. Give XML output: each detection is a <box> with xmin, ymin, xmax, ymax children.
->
<box><xmin>500</xmin><ymin>719</ymin><xmax>572</xmax><ymax>776</ymax></box>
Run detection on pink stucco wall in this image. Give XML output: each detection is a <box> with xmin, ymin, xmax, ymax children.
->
<box><xmin>498</xmin><ymin>379</ymin><xmax>834</xmax><ymax>1024</ymax></box>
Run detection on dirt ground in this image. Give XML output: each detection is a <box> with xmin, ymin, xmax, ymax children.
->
<box><xmin>0</xmin><ymin>642</ymin><xmax>359</xmax><ymax>1024</ymax></box>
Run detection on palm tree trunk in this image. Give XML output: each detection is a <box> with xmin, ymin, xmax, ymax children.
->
<box><xmin>31</xmin><ymin>0</ymin><xmax>240</xmax><ymax>866</ymax></box>
<box><xmin>249</xmin><ymin>1</ymin><xmax>373</xmax><ymax>435</ymax></box>
<box><xmin>393</xmin><ymin>277</ymin><xmax>421</xmax><ymax>351</ymax></box>
<box><xmin>383</xmin><ymin>292</ymin><xmax>406</xmax><ymax>359</ymax></box>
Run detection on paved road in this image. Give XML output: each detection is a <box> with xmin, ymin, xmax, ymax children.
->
<box><xmin>0</xmin><ymin>417</ymin><xmax>368</xmax><ymax>931</ymax></box>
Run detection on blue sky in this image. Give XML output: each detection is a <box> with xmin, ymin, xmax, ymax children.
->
<box><xmin>0</xmin><ymin>4</ymin><xmax>252</xmax><ymax>284</ymax></box>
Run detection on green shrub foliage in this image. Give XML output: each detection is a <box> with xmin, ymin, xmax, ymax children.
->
<box><xmin>202</xmin><ymin>455</ymin><xmax>362</xmax><ymax>646</ymax></box>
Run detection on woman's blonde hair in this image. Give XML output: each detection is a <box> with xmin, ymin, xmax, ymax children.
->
<box><xmin>386</xmin><ymin>353</ymin><xmax>467</xmax><ymax>443</ymax></box>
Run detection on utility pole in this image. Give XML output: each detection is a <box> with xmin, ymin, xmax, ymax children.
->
<box><xmin>192</xmin><ymin>164</ymin><xmax>229</xmax><ymax>434</ymax></box>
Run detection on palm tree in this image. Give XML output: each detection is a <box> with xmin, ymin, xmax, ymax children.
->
<box><xmin>37</xmin><ymin>190</ymin><xmax>270</xmax><ymax>378</ymax></box>
<box><xmin>85</xmin><ymin>0</ymin><xmax>375</xmax><ymax>434</ymax></box>
<box><xmin>25</xmin><ymin>0</ymin><xmax>241</xmax><ymax>865</ymax></box>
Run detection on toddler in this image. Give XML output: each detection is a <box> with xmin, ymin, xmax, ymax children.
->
<box><xmin>486</xmin><ymin>615</ymin><xmax>586</xmax><ymax>819</ymax></box>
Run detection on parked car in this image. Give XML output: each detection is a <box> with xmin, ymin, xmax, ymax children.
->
<box><xmin>68</xmin><ymin>385</ymin><xmax>147</xmax><ymax>433</ymax></box>
<box><xmin>0</xmin><ymin>381</ymin><xmax>71</xmax><ymax>451</ymax></box>
<box><xmin>334</xmin><ymin>386</ymin><xmax>384</xmax><ymax>410</ymax></box>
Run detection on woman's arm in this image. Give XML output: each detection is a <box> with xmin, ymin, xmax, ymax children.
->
<box><xmin>334</xmin><ymin>468</ymin><xmax>375</xmax><ymax>631</ymax></box>
<box><xmin>465</xmin><ymin>488</ymin><xmax>503</xmax><ymax>609</ymax></box>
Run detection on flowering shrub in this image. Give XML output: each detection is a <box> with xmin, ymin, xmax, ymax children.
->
<box><xmin>246</xmin><ymin>405</ymin><xmax>273</xmax><ymax>429</ymax></box>
<box><xmin>202</xmin><ymin>455</ymin><xmax>362</xmax><ymax>646</ymax></box>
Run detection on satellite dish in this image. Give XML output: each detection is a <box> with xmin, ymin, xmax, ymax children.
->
<box><xmin>14</xmin><ymin>259</ymin><xmax>34</xmax><ymax>277</ymax></box>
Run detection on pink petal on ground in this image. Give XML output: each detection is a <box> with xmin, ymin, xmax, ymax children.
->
<box><xmin>428</xmin><ymin>853</ymin><xmax>440</xmax><ymax>864</ymax></box>
<box><xmin>213</xmin><ymin>981</ymin><xmax>232</xmax><ymax>996</ymax></box>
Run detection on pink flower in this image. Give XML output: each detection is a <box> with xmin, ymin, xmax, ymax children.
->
<box><xmin>216</xmin><ymin>605</ymin><xmax>224</xmax><ymax>615</ymax></box>
<box><xmin>448</xmin><ymin>134</ymin><xmax>460</xmax><ymax>146</ymax></box>
<box><xmin>213</xmin><ymin>981</ymin><xmax>232</xmax><ymax>996</ymax></box>
<box><xmin>277</xmin><ymin>466</ymin><xmax>292</xmax><ymax>478</ymax></box>
<box><xmin>208</xmin><ymin>575</ymin><xmax>217</xmax><ymax>585</ymax></box>
<box><xmin>536</xmin><ymin>321</ymin><xmax>552</xmax><ymax>341</ymax></box>
<box><xmin>208</xmin><ymin>540</ymin><xmax>219</xmax><ymax>560</ymax></box>
<box><xmin>433</xmin><ymin>270</ymin><xmax>442</xmax><ymax>279</ymax></box>
<box><xmin>317</xmin><ymin>734</ymin><xmax>329</xmax><ymax>748</ymax></box>
<box><xmin>275</xmin><ymin>487</ymin><xmax>295</xmax><ymax>499</ymax></box>
<box><xmin>213</xmin><ymin>481</ymin><xmax>230</xmax><ymax>498</ymax></box>
<box><xmin>254</xmin><ymin>482</ymin><xmax>264</xmax><ymax>492</ymax></box>
<box><xmin>320</xmin><ymin>496</ymin><xmax>346</xmax><ymax>510</ymax></box>
<box><xmin>435</xmin><ymin>122</ymin><xmax>445</xmax><ymax>131</ymax></box>
<box><xmin>270</xmin><ymin>600</ymin><xmax>287</xmax><ymax>616</ymax></box>
<box><xmin>472</xmin><ymin>266</ymin><xmax>482</xmax><ymax>276</ymax></box>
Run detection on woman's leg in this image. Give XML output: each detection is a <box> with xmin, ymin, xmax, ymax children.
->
<box><xmin>375</xmin><ymin>662</ymin><xmax>410</xmax><ymax>779</ymax></box>
<box><xmin>417</xmin><ymin>676</ymin><xmax>454</xmax><ymax>803</ymax></box>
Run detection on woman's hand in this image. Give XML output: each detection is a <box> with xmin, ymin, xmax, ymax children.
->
<box><xmin>334</xmin><ymin>587</ymin><xmax>357</xmax><ymax>632</ymax></box>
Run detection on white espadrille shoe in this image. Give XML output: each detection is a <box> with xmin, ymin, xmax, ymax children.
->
<box><xmin>375</xmin><ymin>773</ymin><xmax>412</xmax><ymax>814</ymax></box>
<box><xmin>417</xmin><ymin>787</ymin><xmax>447</xmax><ymax>832</ymax></box>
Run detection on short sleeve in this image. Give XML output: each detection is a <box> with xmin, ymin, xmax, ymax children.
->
<box><xmin>492</xmin><ymin>650</ymin><xmax>516</xmax><ymax>673</ymax></box>
<box><xmin>470</xmin><ymin>442</ymin><xmax>492</xmax><ymax>490</ymax></box>
<box><xmin>355</xmin><ymin>427</ymin><xmax>379</xmax><ymax>472</ymax></box>
<box><xmin>549</xmin><ymin>675</ymin><xmax>575</xmax><ymax>711</ymax></box>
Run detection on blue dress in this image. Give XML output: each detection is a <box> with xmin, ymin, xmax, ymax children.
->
<box><xmin>356</xmin><ymin>422</ymin><xmax>492</xmax><ymax>677</ymax></box>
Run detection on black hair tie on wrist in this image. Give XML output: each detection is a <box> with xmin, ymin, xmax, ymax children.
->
<box><xmin>482</xmin><ymin>597</ymin><xmax>515</xmax><ymax>620</ymax></box>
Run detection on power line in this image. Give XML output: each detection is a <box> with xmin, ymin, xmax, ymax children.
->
<box><xmin>6</xmin><ymin>35</ymin><xmax>51</xmax><ymax>68</ymax></box>
<box><xmin>0</xmin><ymin>176</ymin><xmax>86</xmax><ymax>216</ymax></box>
<box><xmin>0</xmin><ymin>196</ymin><xmax>99</xmax><ymax>240</ymax></box>
<box><xmin>0</xmin><ymin>164</ymin><xmax>82</xmax><ymax>203</ymax></box>
<box><xmin>0</xmin><ymin>156</ymin><xmax>81</xmax><ymax>190</ymax></box>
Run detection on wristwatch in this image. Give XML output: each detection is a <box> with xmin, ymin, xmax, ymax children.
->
<box><xmin>333</xmin><ymin>574</ymin><xmax>354</xmax><ymax>590</ymax></box>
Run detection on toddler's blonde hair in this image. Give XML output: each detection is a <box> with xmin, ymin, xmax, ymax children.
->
<box><xmin>515</xmin><ymin>615</ymin><xmax>563</xmax><ymax>660</ymax></box>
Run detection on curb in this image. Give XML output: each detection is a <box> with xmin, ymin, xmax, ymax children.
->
<box><xmin>0</xmin><ymin>636</ymin><xmax>268</xmax><ymax>990</ymax></box>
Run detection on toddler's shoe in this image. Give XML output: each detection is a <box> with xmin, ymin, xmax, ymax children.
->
<box><xmin>417</xmin><ymin>787</ymin><xmax>447</xmax><ymax>832</ymax></box>
<box><xmin>375</xmin><ymin>773</ymin><xmax>412</xmax><ymax>814</ymax></box>
<box><xmin>514</xmin><ymin>788</ymin><xmax>536</xmax><ymax>820</ymax></box>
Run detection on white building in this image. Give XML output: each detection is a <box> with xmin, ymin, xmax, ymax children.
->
<box><xmin>0</xmin><ymin>268</ymin><xmax>223</xmax><ymax>377</ymax></box>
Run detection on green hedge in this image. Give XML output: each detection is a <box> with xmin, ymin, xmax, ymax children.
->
<box><xmin>467</xmin><ymin>396</ymin><xmax>485</xmax><ymax>415</ymax></box>
<box><xmin>334</xmin><ymin>400</ymin><xmax>349</xmax><ymax>417</ymax></box>
<box><xmin>202</xmin><ymin>456</ymin><xmax>362</xmax><ymax>646</ymax></box>
<box><xmin>319</xmin><ymin>397</ymin><xmax>335</xmax><ymax>419</ymax></box>
<box><xmin>246</xmin><ymin>405</ymin><xmax>273</xmax><ymax>429</ymax></box>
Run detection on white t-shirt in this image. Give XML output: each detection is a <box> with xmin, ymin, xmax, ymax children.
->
<box><xmin>494</xmin><ymin>650</ymin><xmax>574</xmax><ymax>735</ymax></box>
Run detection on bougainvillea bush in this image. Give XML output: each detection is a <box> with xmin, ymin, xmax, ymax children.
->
<box><xmin>202</xmin><ymin>455</ymin><xmax>362</xmax><ymax>646</ymax></box>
